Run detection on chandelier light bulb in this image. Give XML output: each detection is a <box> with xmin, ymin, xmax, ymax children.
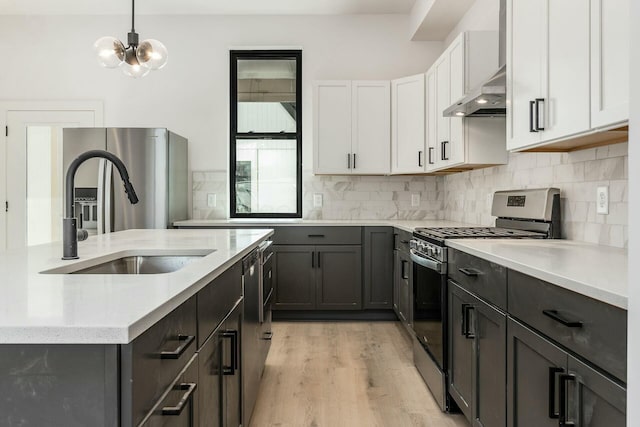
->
<box><xmin>137</xmin><ymin>39</ymin><xmax>169</xmax><ymax>70</ymax></box>
<box><xmin>93</xmin><ymin>36</ymin><xmax>125</xmax><ymax>68</ymax></box>
<box><xmin>120</xmin><ymin>47</ymin><xmax>150</xmax><ymax>78</ymax></box>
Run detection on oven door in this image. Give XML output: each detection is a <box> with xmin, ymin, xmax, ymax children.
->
<box><xmin>410</xmin><ymin>249</ymin><xmax>447</xmax><ymax>371</ymax></box>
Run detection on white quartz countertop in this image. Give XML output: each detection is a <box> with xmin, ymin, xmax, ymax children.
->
<box><xmin>173</xmin><ymin>219</ymin><xmax>472</xmax><ymax>233</ymax></box>
<box><xmin>0</xmin><ymin>229</ymin><xmax>272</xmax><ymax>344</ymax></box>
<box><xmin>446</xmin><ymin>239</ymin><xmax>628</xmax><ymax>309</ymax></box>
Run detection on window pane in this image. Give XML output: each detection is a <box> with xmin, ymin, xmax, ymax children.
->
<box><xmin>237</xmin><ymin>59</ymin><xmax>297</xmax><ymax>133</ymax></box>
<box><xmin>235</xmin><ymin>139</ymin><xmax>297</xmax><ymax>214</ymax></box>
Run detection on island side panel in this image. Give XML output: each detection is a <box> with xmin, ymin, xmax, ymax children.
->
<box><xmin>0</xmin><ymin>344</ymin><xmax>119</xmax><ymax>427</ymax></box>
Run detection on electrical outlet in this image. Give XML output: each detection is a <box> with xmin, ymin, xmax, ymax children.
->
<box><xmin>207</xmin><ymin>193</ymin><xmax>217</xmax><ymax>208</ymax></box>
<box><xmin>313</xmin><ymin>193</ymin><xmax>323</xmax><ymax>208</ymax></box>
<box><xmin>411</xmin><ymin>193</ymin><xmax>420</xmax><ymax>207</ymax></box>
<box><xmin>596</xmin><ymin>186</ymin><xmax>609</xmax><ymax>215</ymax></box>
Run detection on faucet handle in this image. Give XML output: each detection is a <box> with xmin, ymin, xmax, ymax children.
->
<box><xmin>77</xmin><ymin>229</ymin><xmax>89</xmax><ymax>242</ymax></box>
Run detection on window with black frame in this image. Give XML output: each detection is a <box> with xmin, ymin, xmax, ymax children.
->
<box><xmin>230</xmin><ymin>50</ymin><xmax>302</xmax><ymax>218</ymax></box>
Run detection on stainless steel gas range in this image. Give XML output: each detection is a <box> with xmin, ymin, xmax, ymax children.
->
<box><xmin>408</xmin><ymin>188</ymin><xmax>561</xmax><ymax>412</ymax></box>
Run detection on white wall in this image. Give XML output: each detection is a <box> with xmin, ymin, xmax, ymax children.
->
<box><xmin>444</xmin><ymin>0</ymin><xmax>499</xmax><ymax>46</ymax></box>
<box><xmin>627</xmin><ymin>0</ymin><xmax>639</xmax><ymax>424</ymax></box>
<box><xmin>0</xmin><ymin>14</ymin><xmax>442</xmax><ymax>174</ymax></box>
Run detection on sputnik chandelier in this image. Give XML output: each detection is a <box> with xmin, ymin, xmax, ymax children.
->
<box><xmin>93</xmin><ymin>0</ymin><xmax>168</xmax><ymax>77</ymax></box>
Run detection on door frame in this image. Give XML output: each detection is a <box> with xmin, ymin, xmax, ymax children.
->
<box><xmin>0</xmin><ymin>100</ymin><xmax>104</xmax><ymax>250</ymax></box>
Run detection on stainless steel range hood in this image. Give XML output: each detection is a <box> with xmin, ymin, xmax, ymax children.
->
<box><xmin>444</xmin><ymin>0</ymin><xmax>506</xmax><ymax>118</ymax></box>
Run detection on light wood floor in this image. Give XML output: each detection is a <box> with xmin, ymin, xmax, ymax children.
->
<box><xmin>249</xmin><ymin>321</ymin><xmax>469</xmax><ymax>427</ymax></box>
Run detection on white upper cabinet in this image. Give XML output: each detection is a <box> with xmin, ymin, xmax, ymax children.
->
<box><xmin>591</xmin><ymin>0</ymin><xmax>629</xmax><ymax>128</ymax></box>
<box><xmin>426</xmin><ymin>31</ymin><xmax>506</xmax><ymax>173</ymax></box>
<box><xmin>313</xmin><ymin>80</ymin><xmax>390</xmax><ymax>175</ymax></box>
<box><xmin>313</xmin><ymin>81</ymin><xmax>352</xmax><ymax>174</ymax></box>
<box><xmin>352</xmin><ymin>81</ymin><xmax>391</xmax><ymax>174</ymax></box>
<box><xmin>391</xmin><ymin>74</ymin><xmax>426</xmax><ymax>174</ymax></box>
<box><xmin>507</xmin><ymin>0</ymin><xmax>629</xmax><ymax>152</ymax></box>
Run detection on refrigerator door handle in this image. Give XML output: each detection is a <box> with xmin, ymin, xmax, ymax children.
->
<box><xmin>104</xmin><ymin>161</ymin><xmax>113</xmax><ymax>233</ymax></box>
<box><xmin>97</xmin><ymin>159</ymin><xmax>106</xmax><ymax>235</ymax></box>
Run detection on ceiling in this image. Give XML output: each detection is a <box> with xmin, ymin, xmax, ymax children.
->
<box><xmin>0</xmin><ymin>0</ymin><xmax>416</xmax><ymax>15</ymax></box>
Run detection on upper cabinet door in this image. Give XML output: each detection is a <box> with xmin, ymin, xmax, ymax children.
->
<box><xmin>507</xmin><ymin>0</ymin><xmax>544</xmax><ymax>151</ymax></box>
<box><xmin>543</xmin><ymin>0</ymin><xmax>590</xmax><ymax>142</ymax></box>
<box><xmin>435</xmin><ymin>56</ymin><xmax>451</xmax><ymax>165</ymax></box>
<box><xmin>313</xmin><ymin>81</ymin><xmax>352</xmax><ymax>174</ymax></box>
<box><xmin>448</xmin><ymin>38</ymin><xmax>466</xmax><ymax>167</ymax></box>
<box><xmin>352</xmin><ymin>81</ymin><xmax>391</xmax><ymax>174</ymax></box>
<box><xmin>591</xmin><ymin>0</ymin><xmax>629</xmax><ymax>128</ymax></box>
<box><xmin>391</xmin><ymin>74</ymin><xmax>426</xmax><ymax>174</ymax></box>
<box><xmin>425</xmin><ymin>67</ymin><xmax>439</xmax><ymax>172</ymax></box>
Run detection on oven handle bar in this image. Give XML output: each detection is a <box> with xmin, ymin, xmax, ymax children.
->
<box><xmin>410</xmin><ymin>249</ymin><xmax>444</xmax><ymax>273</ymax></box>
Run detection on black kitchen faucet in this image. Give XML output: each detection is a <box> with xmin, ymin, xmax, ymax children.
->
<box><xmin>62</xmin><ymin>150</ymin><xmax>138</xmax><ymax>260</ymax></box>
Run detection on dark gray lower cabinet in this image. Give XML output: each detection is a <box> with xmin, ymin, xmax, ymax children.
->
<box><xmin>395</xmin><ymin>250</ymin><xmax>411</xmax><ymax>326</ymax></box>
<box><xmin>507</xmin><ymin>318</ymin><xmax>626</xmax><ymax>427</ymax></box>
<box><xmin>273</xmin><ymin>244</ymin><xmax>362</xmax><ymax>310</ymax></box>
<box><xmin>363</xmin><ymin>227</ymin><xmax>394</xmax><ymax>309</ymax></box>
<box><xmin>448</xmin><ymin>281</ymin><xmax>506</xmax><ymax>427</ymax></box>
<box><xmin>197</xmin><ymin>302</ymin><xmax>243</xmax><ymax>427</ymax></box>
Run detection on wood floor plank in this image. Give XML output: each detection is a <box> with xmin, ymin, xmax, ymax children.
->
<box><xmin>249</xmin><ymin>321</ymin><xmax>469</xmax><ymax>427</ymax></box>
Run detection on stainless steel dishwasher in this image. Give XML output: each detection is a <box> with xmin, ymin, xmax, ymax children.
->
<box><xmin>241</xmin><ymin>240</ymin><xmax>273</xmax><ymax>427</ymax></box>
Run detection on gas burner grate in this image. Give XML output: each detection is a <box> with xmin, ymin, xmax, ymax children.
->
<box><xmin>414</xmin><ymin>227</ymin><xmax>546</xmax><ymax>241</ymax></box>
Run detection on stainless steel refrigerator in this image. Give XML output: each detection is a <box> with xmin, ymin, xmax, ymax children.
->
<box><xmin>62</xmin><ymin>128</ymin><xmax>188</xmax><ymax>234</ymax></box>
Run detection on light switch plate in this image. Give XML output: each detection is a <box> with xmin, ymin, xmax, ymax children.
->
<box><xmin>207</xmin><ymin>193</ymin><xmax>217</xmax><ymax>208</ymax></box>
<box><xmin>313</xmin><ymin>193</ymin><xmax>323</xmax><ymax>208</ymax></box>
<box><xmin>411</xmin><ymin>193</ymin><xmax>420</xmax><ymax>207</ymax></box>
<box><xmin>596</xmin><ymin>186</ymin><xmax>609</xmax><ymax>215</ymax></box>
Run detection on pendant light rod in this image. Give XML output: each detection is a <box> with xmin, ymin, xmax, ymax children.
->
<box><xmin>131</xmin><ymin>0</ymin><xmax>135</xmax><ymax>32</ymax></box>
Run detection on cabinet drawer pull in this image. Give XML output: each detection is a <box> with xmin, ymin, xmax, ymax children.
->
<box><xmin>559</xmin><ymin>373</ymin><xmax>577</xmax><ymax>426</ymax></box>
<box><xmin>263</xmin><ymin>331</ymin><xmax>273</xmax><ymax>341</ymax></box>
<box><xmin>535</xmin><ymin>98</ymin><xmax>546</xmax><ymax>131</ymax></box>
<box><xmin>529</xmin><ymin>100</ymin><xmax>538</xmax><ymax>133</ymax></box>
<box><xmin>461</xmin><ymin>304</ymin><xmax>475</xmax><ymax>339</ymax></box>
<box><xmin>308</xmin><ymin>234</ymin><xmax>325</xmax><ymax>238</ymax></box>
<box><xmin>548</xmin><ymin>367</ymin><xmax>564</xmax><ymax>419</ymax></box>
<box><xmin>161</xmin><ymin>383</ymin><xmax>197</xmax><ymax>416</ymax></box>
<box><xmin>222</xmin><ymin>330</ymin><xmax>239</xmax><ymax>374</ymax></box>
<box><xmin>401</xmin><ymin>260</ymin><xmax>409</xmax><ymax>280</ymax></box>
<box><xmin>458</xmin><ymin>267</ymin><xmax>480</xmax><ymax>277</ymax></box>
<box><xmin>542</xmin><ymin>310</ymin><xmax>583</xmax><ymax>328</ymax></box>
<box><xmin>160</xmin><ymin>335</ymin><xmax>195</xmax><ymax>359</ymax></box>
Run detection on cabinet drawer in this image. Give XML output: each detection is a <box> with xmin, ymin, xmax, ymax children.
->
<box><xmin>394</xmin><ymin>228</ymin><xmax>412</xmax><ymax>253</ymax></box>
<box><xmin>274</xmin><ymin>226</ymin><xmax>362</xmax><ymax>245</ymax></box>
<box><xmin>448</xmin><ymin>249</ymin><xmax>507</xmax><ymax>310</ymax></box>
<box><xmin>197</xmin><ymin>261</ymin><xmax>242</xmax><ymax>347</ymax></box>
<box><xmin>508</xmin><ymin>269</ymin><xmax>627</xmax><ymax>382</ymax></box>
<box><xmin>121</xmin><ymin>297</ymin><xmax>198</xmax><ymax>427</ymax></box>
<box><xmin>139</xmin><ymin>353</ymin><xmax>199</xmax><ymax>427</ymax></box>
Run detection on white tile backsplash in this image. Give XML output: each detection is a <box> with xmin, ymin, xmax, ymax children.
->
<box><xmin>192</xmin><ymin>142</ymin><xmax>628</xmax><ymax>248</ymax></box>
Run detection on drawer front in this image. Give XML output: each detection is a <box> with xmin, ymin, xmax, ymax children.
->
<box><xmin>197</xmin><ymin>261</ymin><xmax>242</xmax><ymax>347</ymax></box>
<box><xmin>122</xmin><ymin>296</ymin><xmax>198</xmax><ymax>427</ymax></box>
<box><xmin>448</xmin><ymin>249</ymin><xmax>507</xmax><ymax>310</ymax></box>
<box><xmin>274</xmin><ymin>226</ymin><xmax>362</xmax><ymax>245</ymax></box>
<box><xmin>508</xmin><ymin>269</ymin><xmax>627</xmax><ymax>382</ymax></box>
<box><xmin>394</xmin><ymin>228</ymin><xmax>412</xmax><ymax>253</ymax></box>
<box><xmin>140</xmin><ymin>353</ymin><xmax>199</xmax><ymax>427</ymax></box>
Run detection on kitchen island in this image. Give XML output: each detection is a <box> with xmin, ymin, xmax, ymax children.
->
<box><xmin>0</xmin><ymin>228</ymin><xmax>273</xmax><ymax>426</ymax></box>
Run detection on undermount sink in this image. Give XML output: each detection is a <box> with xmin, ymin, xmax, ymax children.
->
<box><xmin>42</xmin><ymin>250</ymin><xmax>214</xmax><ymax>275</ymax></box>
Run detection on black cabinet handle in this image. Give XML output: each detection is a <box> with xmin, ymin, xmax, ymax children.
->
<box><xmin>222</xmin><ymin>330</ymin><xmax>238</xmax><ymax>374</ymax></box>
<box><xmin>263</xmin><ymin>331</ymin><xmax>273</xmax><ymax>341</ymax></box>
<box><xmin>160</xmin><ymin>334</ymin><xmax>195</xmax><ymax>359</ymax></box>
<box><xmin>347</xmin><ymin>153</ymin><xmax>351</xmax><ymax>169</ymax></box>
<box><xmin>535</xmin><ymin>98</ymin><xmax>545</xmax><ymax>131</ymax></box>
<box><xmin>542</xmin><ymin>310</ymin><xmax>583</xmax><ymax>328</ymax></box>
<box><xmin>311</xmin><ymin>251</ymin><xmax>314</xmax><ymax>268</ymax></box>
<box><xmin>441</xmin><ymin>141</ymin><xmax>449</xmax><ymax>160</ymax></box>
<box><xmin>428</xmin><ymin>147</ymin><xmax>434</xmax><ymax>164</ymax></box>
<box><xmin>161</xmin><ymin>383</ymin><xmax>197</xmax><ymax>416</ymax></box>
<box><xmin>401</xmin><ymin>260</ymin><xmax>409</xmax><ymax>280</ymax></box>
<box><xmin>418</xmin><ymin>150</ymin><xmax>423</xmax><ymax>167</ymax></box>
<box><xmin>308</xmin><ymin>234</ymin><xmax>325</xmax><ymax>238</ymax></box>
<box><xmin>353</xmin><ymin>153</ymin><xmax>356</xmax><ymax>169</ymax></box>
<box><xmin>559</xmin><ymin>373</ymin><xmax>577</xmax><ymax>426</ymax></box>
<box><xmin>529</xmin><ymin>100</ymin><xmax>538</xmax><ymax>132</ymax></box>
<box><xmin>548</xmin><ymin>367</ymin><xmax>564</xmax><ymax>419</ymax></box>
<box><xmin>317</xmin><ymin>252</ymin><xmax>321</xmax><ymax>268</ymax></box>
<box><xmin>458</xmin><ymin>267</ymin><xmax>480</xmax><ymax>277</ymax></box>
<box><xmin>461</xmin><ymin>304</ymin><xmax>475</xmax><ymax>339</ymax></box>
